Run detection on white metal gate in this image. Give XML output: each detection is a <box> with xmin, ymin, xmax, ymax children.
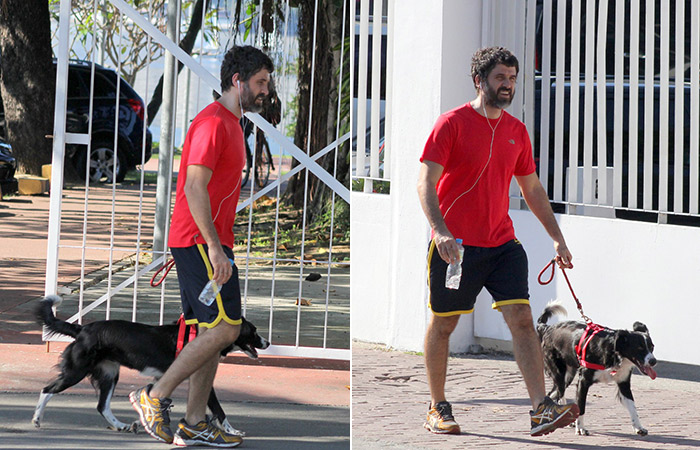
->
<box><xmin>45</xmin><ymin>0</ymin><xmax>350</xmax><ymax>360</ymax></box>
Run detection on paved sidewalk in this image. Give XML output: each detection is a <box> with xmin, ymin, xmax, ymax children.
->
<box><xmin>0</xmin><ymin>393</ymin><xmax>348</xmax><ymax>449</ymax></box>
<box><xmin>352</xmin><ymin>341</ymin><xmax>700</xmax><ymax>450</ymax></box>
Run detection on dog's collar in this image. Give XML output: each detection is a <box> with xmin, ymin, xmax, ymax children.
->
<box><xmin>575</xmin><ymin>322</ymin><xmax>607</xmax><ymax>371</ymax></box>
<box><xmin>176</xmin><ymin>315</ymin><xmax>198</xmax><ymax>358</ymax></box>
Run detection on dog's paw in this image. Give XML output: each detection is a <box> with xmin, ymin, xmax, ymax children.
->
<box><xmin>575</xmin><ymin>427</ymin><xmax>590</xmax><ymax>436</ymax></box>
<box><xmin>218</xmin><ymin>418</ymin><xmax>246</xmax><ymax>437</ymax></box>
<box><xmin>32</xmin><ymin>419</ymin><xmax>40</xmax><ymax>428</ymax></box>
<box><xmin>129</xmin><ymin>421</ymin><xmax>139</xmax><ymax>434</ymax></box>
<box><xmin>635</xmin><ymin>427</ymin><xmax>648</xmax><ymax>436</ymax></box>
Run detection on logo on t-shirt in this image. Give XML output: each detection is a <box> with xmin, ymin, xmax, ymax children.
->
<box><xmin>508</xmin><ymin>139</ymin><xmax>516</xmax><ymax>145</ymax></box>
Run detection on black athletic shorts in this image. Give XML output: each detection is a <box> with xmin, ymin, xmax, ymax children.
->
<box><xmin>427</xmin><ymin>238</ymin><xmax>530</xmax><ymax>316</ymax></box>
<box><xmin>171</xmin><ymin>244</ymin><xmax>242</xmax><ymax>328</ymax></box>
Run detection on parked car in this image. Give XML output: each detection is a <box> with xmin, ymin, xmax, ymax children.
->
<box><xmin>0</xmin><ymin>137</ymin><xmax>18</xmax><ymax>196</ymax></box>
<box><xmin>0</xmin><ymin>60</ymin><xmax>152</xmax><ymax>183</ymax></box>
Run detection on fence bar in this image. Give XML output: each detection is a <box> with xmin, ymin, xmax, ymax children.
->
<box><xmin>567</xmin><ymin>0</ymin><xmax>581</xmax><ymax>206</ymax></box>
<box><xmin>582</xmin><ymin>0</ymin><xmax>595</xmax><ymax>204</ymax></box>
<box><xmin>44</xmin><ymin>0</ymin><xmax>72</xmax><ymax>298</ymax></box>
<box><xmin>658</xmin><ymin>2</ymin><xmax>670</xmax><ymax>212</ymax></box>
<box><xmin>552</xmin><ymin>0</ymin><xmax>566</xmax><ymax>201</ymax></box>
<box><xmin>692</xmin><ymin>2</ymin><xmax>700</xmax><ymax>214</ymax></box>
<box><xmin>537</xmin><ymin>0</ymin><xmax>552</xmax><ymax>193</ymax></box>
<box><xmin>674</xmin><ymin>1</ymin><xmax>685</xmax><ymax>213</ymax></box>
<box><xmin>369</xmin><ymin>0</ymin><xmax>382</xmax><ymax>180</ymax></box>
<box><xmin>523</xmin><ymin>0</ymin><xmax>536</xmax><ymax>137</ymax></box>
<box><xmin>643</xmin><ymin>0</ymin><xmax>655</xmax><ymax>210</ymax></box>
<box><xmin>384</xmin><ymin>0</ymin><xmax>394</xmax><ymax>179</ymax></box>
<box><xmin>356</xmin><ymin>0</ymin><xmax>369</xmax><ymax>188</ymax></box>
<box><xmin>595</xmin><ymin>0</ymin><xmax>608</xmax><ymax>205</ymax></box>
<box><xmin>612</xmin><ymin>0</ymin><xmax>624</xmax><ymax>207</ymax></box>
<box><xmin>628</xmin><ymin>0</ymin><xmax>640</xmax><ymax>209</ymax></box>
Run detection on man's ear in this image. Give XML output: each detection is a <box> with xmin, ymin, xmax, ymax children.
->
<box><xmin>232</xmin><ymin>73</ymin><xmax>240</xmax><ymax>88</ymax></box>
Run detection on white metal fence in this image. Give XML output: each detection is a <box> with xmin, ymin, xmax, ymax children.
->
<box><xmin>46</xmin><ymin>0</ymin><xmax>350</xmax><ymax>360</ymax></box>
<box><xmin>351</xmin><ymin>0</ymin><xmax>391</xmax><ymax>193</ymax></box>
<box><xmin>526</xmin><ymin>0</ymin><xmax>700</xmax><ymax>221</ymax></box>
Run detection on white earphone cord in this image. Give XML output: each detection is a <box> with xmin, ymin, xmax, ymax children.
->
<box><xmin>442</xmin><ymin>102</ymin><xmax>503</xmax><ymax>220</ymax></box>
<box><xmin>211</xmin><ymin>80</ymin><xmax>245</xmax><ymax>223</ymax></box>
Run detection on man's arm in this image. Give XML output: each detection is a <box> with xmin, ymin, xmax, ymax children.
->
<box><xmin>417</xmin><ymin>160</ymin><xmax>460</xmax><ymax>264</ymax></box>
<box><xmin>184</xmin><ymin>164</ymin><xmax>233</xmax><ymax>285</ymax></box>
<box><xmin>515</xmin><ymin>172</ymin><xmax>573</xmax><ymax>268</ymax></box>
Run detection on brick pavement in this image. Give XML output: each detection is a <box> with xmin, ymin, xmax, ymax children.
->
<box><xmin>351</xmin><ymin>341</ymin><xmax>700</xmax><ymax>450</ymax></box>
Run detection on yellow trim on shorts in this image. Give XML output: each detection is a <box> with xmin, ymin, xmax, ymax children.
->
<box><xmin>429</xmin><ymin>305</ymin><xmax>474</xmax><ymax>316</ymax></box>
<box><xmin>492</xmin><ymin>298</ymin><xmax>530</xmax><ymax>311</ymax></box>
<box><xmin>426</xmin><ymin>239</ymin><xmax>436</xmax><ymax>288</ymax></box>
<box><xmin>194</xmin><ymin>244</ymin><xmax>242</xmax><ymax>328</ymax></box>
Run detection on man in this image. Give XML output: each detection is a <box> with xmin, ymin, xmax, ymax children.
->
<box><xmin>417</xmin><ymin>46</ymin><xmax>579</xmax><ymax>437</ymax></box>
<box><xmin>130</xmin><ymin>45</ymin><xmax>273</xmax><ymax>447</ymax></box>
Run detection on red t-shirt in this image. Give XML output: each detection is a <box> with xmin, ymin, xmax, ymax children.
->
<box><xmin>168</xmin><ymin>102</ymin><xmax>246</xmax><ymax>248</ymax></box>
<box><xmin>420</xmin><ymin>102</ymin><xmax>536</xmax><ymax>247</ymax></box>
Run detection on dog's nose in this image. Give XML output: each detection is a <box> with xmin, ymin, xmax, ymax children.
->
<box><xmin>650</xmin><ymin>357</ymin><xmax>657</xmax><ymax>366</ymax></box>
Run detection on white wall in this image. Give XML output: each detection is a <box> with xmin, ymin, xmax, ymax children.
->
<box><xmin>350</xmin><ymin>193</ymin><xmax>392</xmax><ymax>343</ymax></box>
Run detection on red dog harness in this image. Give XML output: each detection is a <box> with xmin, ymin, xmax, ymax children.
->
<box><xmin>575</xmin><ymin>322</ymin><xmax>607</xmax><ymax>371</ymax></box>
<box><xmin>176</xmin><ymin>314</ymin><xmax>198</xmax><ymax>358</ymax></box>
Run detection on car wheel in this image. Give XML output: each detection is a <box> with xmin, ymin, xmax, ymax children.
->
<box><xmin>76</xmin><ymin>139</ymin><xmax>128</xmax><ymax>183</ymax></box>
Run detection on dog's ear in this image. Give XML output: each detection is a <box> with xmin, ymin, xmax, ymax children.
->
<box><xmin>614</xmin><ymin>330</ymin><xmax>629</xmax><ymax>352</ymax></box>
<box><xmin>633</xmin><ymin>321</ymin><xmax>648</xmax><ymax>333</ymax></box>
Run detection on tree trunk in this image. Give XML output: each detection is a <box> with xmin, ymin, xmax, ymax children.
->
<box><xmin>282</xmin><ymin>0</ymin><xmax>337</xmax><ymax>213</ymax></box>
<box><xmin>0</xmin><ymin>0</ymin><xmax>55</xmax><ymax>175</ymax></box>
<box><xmin>146</xmin><ymin>0</ymin><xmax>208</xmax><ymax>126</ymax></box>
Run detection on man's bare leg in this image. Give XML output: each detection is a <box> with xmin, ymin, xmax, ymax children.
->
<box><xmin>182</xmin><ymin>326</ymin><xmax>225</xmax><ymax>425</ymax></box>
<box><xmin>424</xmin><ymin>314</ymin><xmax>460</xmax><ymax>406</ymax></box>
<box><xmin>150</xmin><ymin>322</ymin><xmax>240</xmax><ymax>401</ymax></box>
<box><xmin>500</xmin><ymin>303</ymin><xmax>545</xmax><ymax>409</ymax></box>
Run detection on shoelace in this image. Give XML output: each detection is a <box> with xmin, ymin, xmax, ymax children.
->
<box><xmin>435</xmin><ymin>402</ymin><xmax>455</xmax><ymax>421</ymax></box>
<box><xmin>158</xmin><ymin>400</ymin><xmax>173</xmax><ymax>424</ymax></box>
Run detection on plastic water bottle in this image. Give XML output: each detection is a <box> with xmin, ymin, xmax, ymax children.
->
<box><xmin>445</xmin><ymin>238</ymin><xmax>464</xmax><ymax>290</ymax></box>
<box><xmin>198</xmin><ymin>258</ymin><xmax>234</xmax><ymax>305</ymax></box>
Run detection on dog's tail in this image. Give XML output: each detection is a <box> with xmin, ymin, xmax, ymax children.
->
<box><xmin>536</xmin><ymin>301</ymin><xmax>567</xmax><ymax>338</ymax></box>
<box><xmin>34</xmin><ymin>295</ymin><xmax>82</xmax><ymax>339</ymax></box>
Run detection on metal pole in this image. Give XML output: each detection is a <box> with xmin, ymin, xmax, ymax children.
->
<box><xmin>45</xmin><ymin>0</ymin><xmax>72</xmax><ymax>297</ymax></box>
<box><xmin>153</xmin><ymin>0</ymin><xmax>180</xmax><ymax>260</ymax></box>
<box><xmin>182</xmin><ymin>67</ymin><xmax>191</xmax><ymax>145</ymax></box>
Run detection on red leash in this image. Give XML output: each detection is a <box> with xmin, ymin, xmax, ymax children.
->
<box><xmin>538</xmin><ymin>259</ymin><xmax>608</xmax><ymax>371</ymax></box>
<box><xmin>538</xmin><ymin>258</ymin><xmax>591</xmax><ymax>323</ymax></box>
<box><xmin>151</xmin><ymin>259</ymin><xmax>176</xmax><ymax>287</ymax></box>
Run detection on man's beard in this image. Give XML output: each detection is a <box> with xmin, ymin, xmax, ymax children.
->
<box><xmin>482</xmin><ymin>80</ymin><xmax>514</xmax><ymax>109</ymax></box>
<box><xmin>240</xmin><ymin>82</ymin><xmax>266</xmax><ymax>113</ymax></box>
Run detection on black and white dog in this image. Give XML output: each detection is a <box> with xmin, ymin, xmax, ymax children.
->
<box><xmin>537</xmin><ymin>302</ymin><xmax>657</xmax><ymax>436</ymax></box>
<box><xmin>32</xmin><ymin>295</ymin><xmax>269</xmax><ymax>435</ymax></box>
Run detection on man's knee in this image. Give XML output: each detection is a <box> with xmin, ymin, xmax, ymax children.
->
<box><xmin>203</xmin><ymin>322</ymin><xmax>240</xmax><ymax>348</ymax></box>
<box><xmin>501</xmin><ymin>304</ymin><xmax>535</xmax><ymax>334</ymax></box>
<box><xmin>428</xmin><ymin>315</ymin><xmax>460</xmax><ymax>339</ymax></box>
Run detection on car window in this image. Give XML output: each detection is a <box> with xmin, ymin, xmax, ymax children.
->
<box><xmin>92</xmin><ymin>72</ymin><xmax>117</xmax><ymax>98</ymax></box>
<box><xmin>67</xmin><ymin>69</ymin><xmax>88</xmax><ymax>98</ymax></box>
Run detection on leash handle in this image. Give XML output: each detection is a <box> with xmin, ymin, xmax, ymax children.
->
<box><xmin>538</xmin><ymin>258</ymin><xmax>591</xmax><ymax>323</ymax></box>
<box><xmin>151</xmin><ymin>259</ymin><xmax>176</xmax><ymax>287</ymax></box>
<box><xmin>537</xmin><ymin>258</ymin><xmax>556</xmax><ymax>285</ymax></box>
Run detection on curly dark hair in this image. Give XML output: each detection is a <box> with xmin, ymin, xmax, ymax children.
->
<box><xmin>220</xmin><ymin>45</ymin><xmax>274</xmax><ymax>93</ymax></box>
<box><xmin>470</xmin><ymin>47</ymin><xmax>519</xmax><ymax>88</ymax></box>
